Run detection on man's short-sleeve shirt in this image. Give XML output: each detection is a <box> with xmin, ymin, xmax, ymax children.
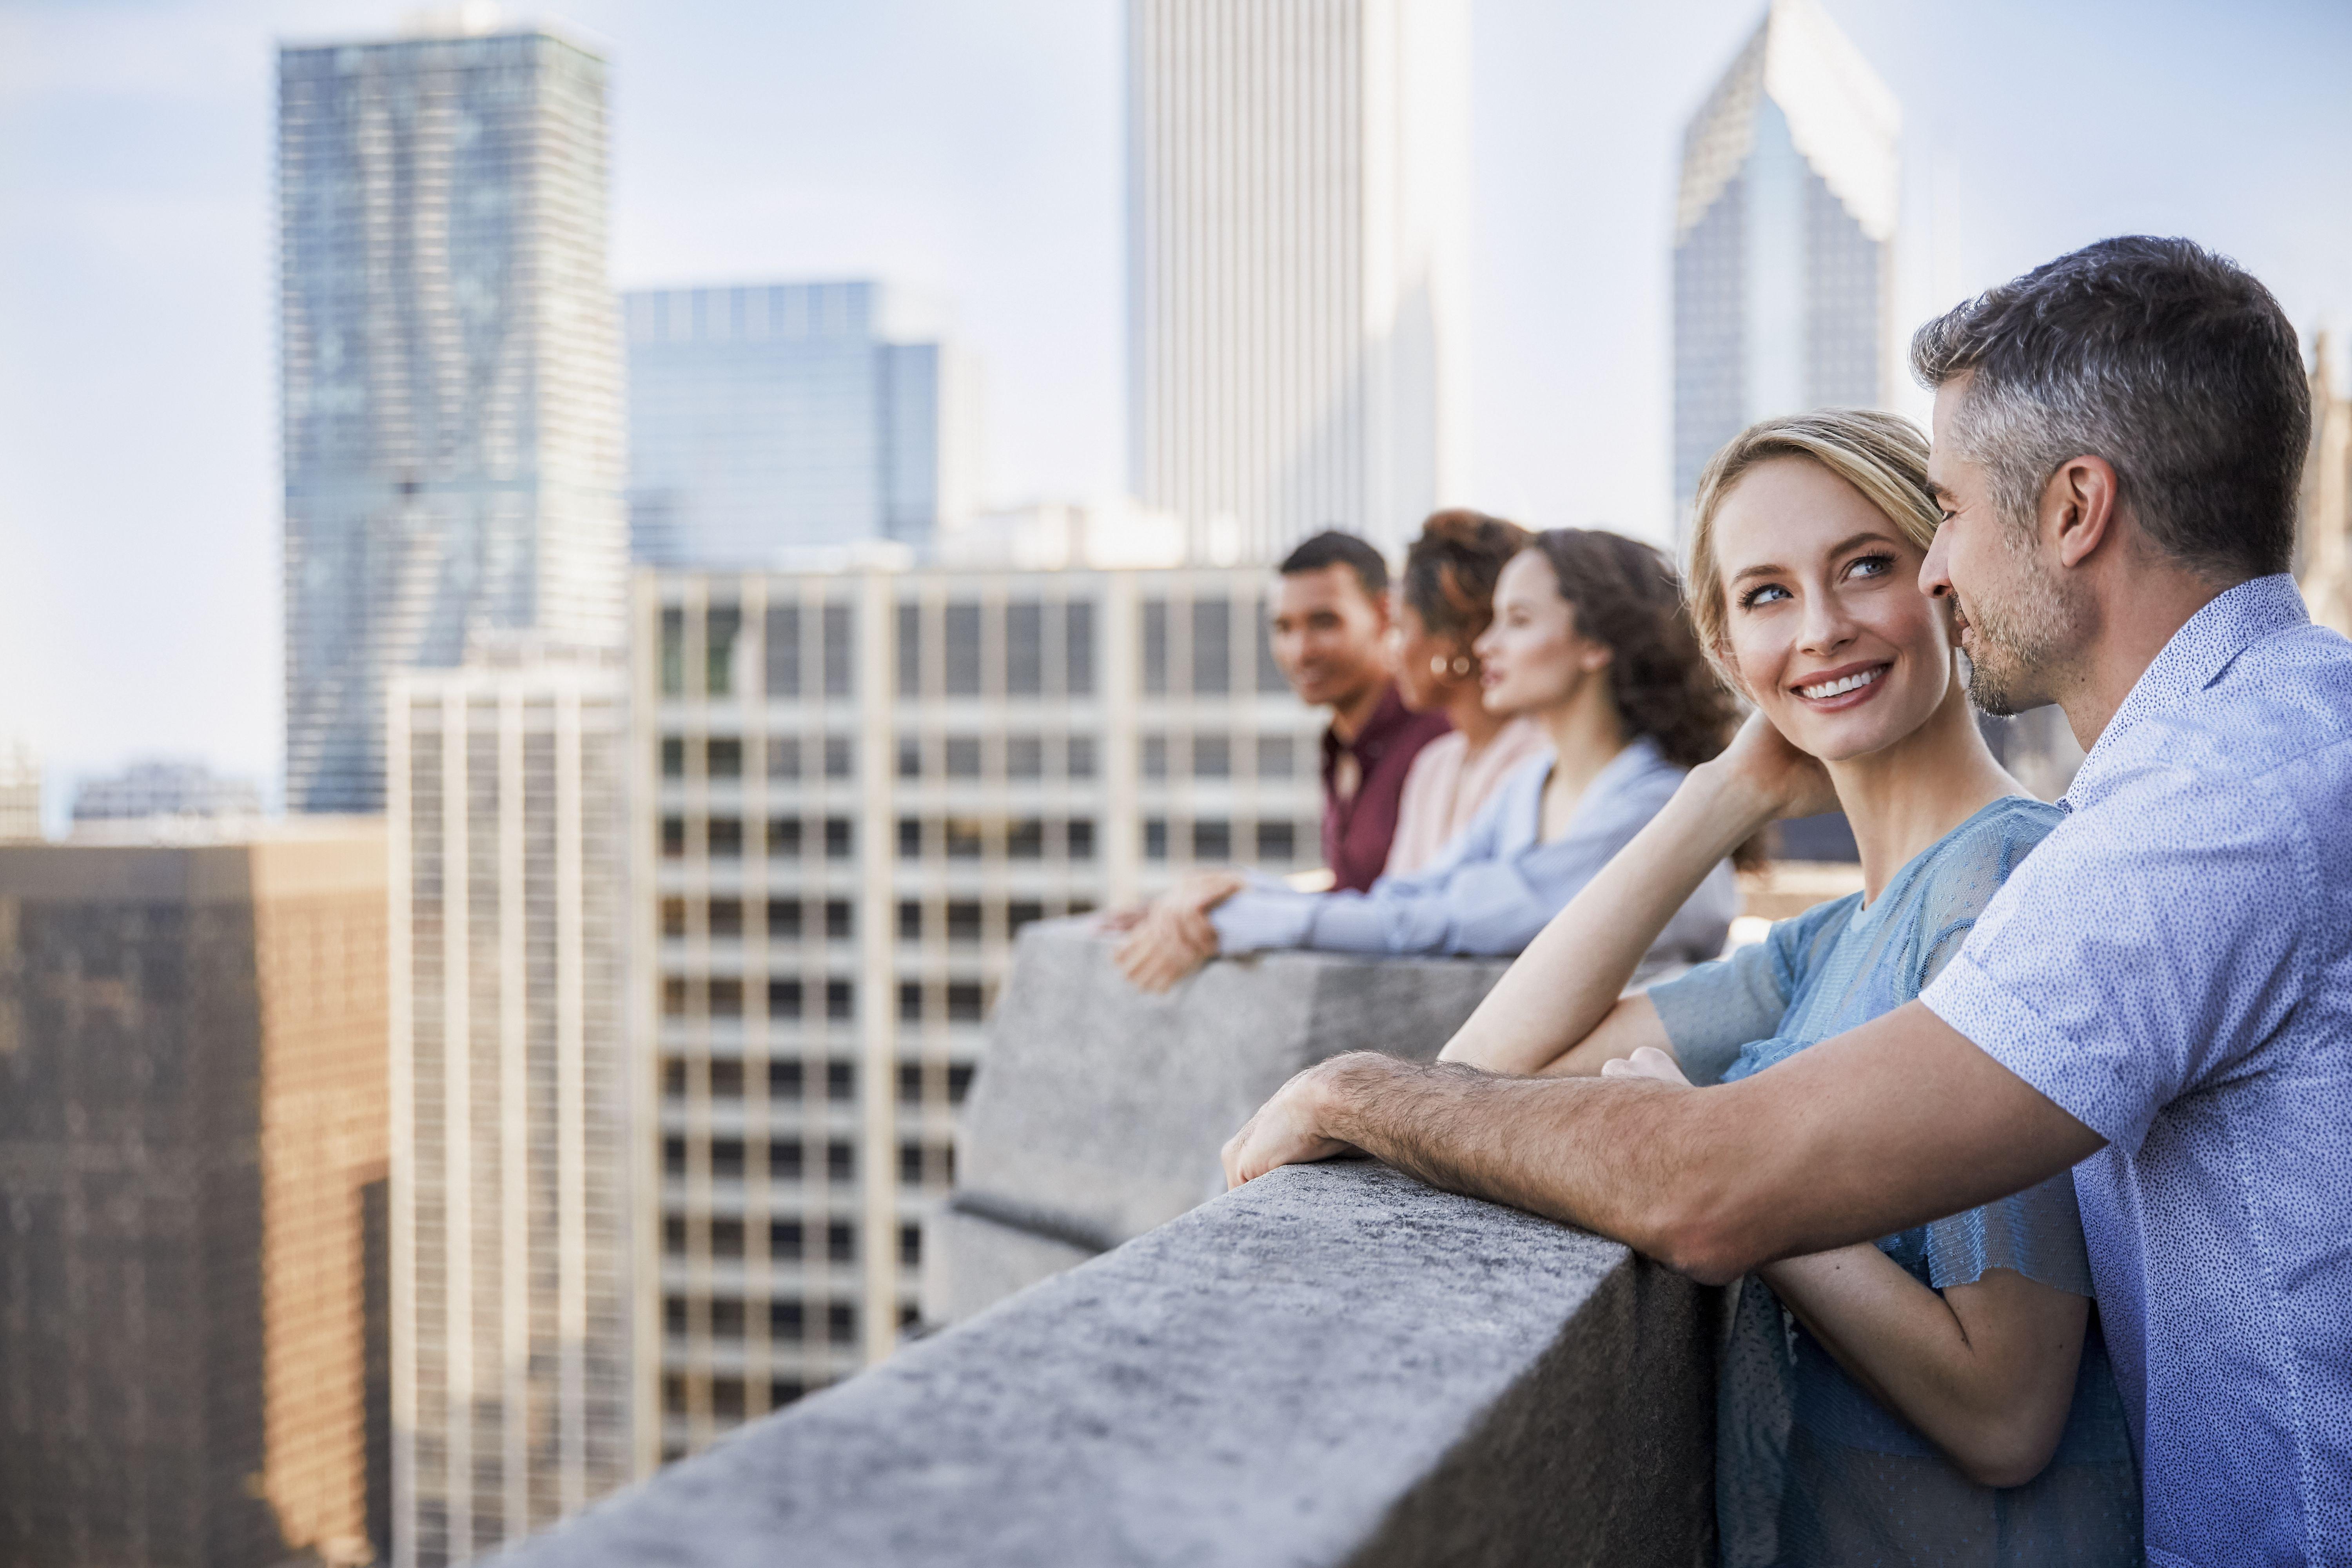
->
<box><xmin>1920</xmin><ymin>575</ymin><xmax>2352</xmax><ymax>1568</ymax></box>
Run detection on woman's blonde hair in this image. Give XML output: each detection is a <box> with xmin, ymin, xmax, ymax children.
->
<box><xmin>1684</xmin><ymin>408</ymin><xmax>1942</xmax><ymax>674</ymax></box>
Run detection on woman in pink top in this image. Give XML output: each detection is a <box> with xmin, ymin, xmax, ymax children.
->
<box><xmin>1384</xmin><ymin>510</ymin><xmax>1552</xmax><ymax>875</ymax></box>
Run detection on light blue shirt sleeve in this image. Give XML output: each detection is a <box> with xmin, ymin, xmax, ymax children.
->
<box><xmin>1649</xmin><ymin>897</ymin><xmax>1854</xmax><ymax>1086</ymax></box>
<box><xmin>1210</xmin><ymin>745</ymin><xmax>1737</xmax><ymax>962</ymax></box>
<box><xmin>1920</xmin><ymin>768</ymin><xmax>2315</xmax><ymax>1155</ymax></box>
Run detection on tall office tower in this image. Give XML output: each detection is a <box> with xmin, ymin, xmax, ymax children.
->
<box><xmin>625</xmin><ymin>282</ymin><xmax>979</xmax><ymax>565</ymax></box>
<box><xmin>0</xmin><ymin>826</ymin><xmax>389</xmax><ymax>1568</ymax></box>
<box><xmin>0</xmin><ymin>739</ymin><xmax>39</xmax><ymax>841</ymax></box>
<box><xmin>70</xmin><ymin>759</ymin><xmax>265</xmax><ymax>831</ymax></box>
<box><xmin>1673</xmin><ymin>0</ymin><xmax>1898</xmax><ymax>527</ymax></box>
<box><xmin>1127</xmin><ymin>0</ymin><xmax>1471</xmax><ymax>562</ymax></box>
<box><xmin>387</xmin><ymin>651</ymin><xmax>637</xmax><ymax>1564</ymax></box>
<box><xmin>280</xmin><ymin>21</ymin><xmax>627</xmax><ymax>815</ymax></box>
<box><xmin>2297</xmin><ymin>331</ymin><xmax>2352</xmax><ymax>636</ymax></box>
<box><xmin>635</xmin><ymin>566</ymin><xmax>1326</xmax><ymax>1458</ymax></box>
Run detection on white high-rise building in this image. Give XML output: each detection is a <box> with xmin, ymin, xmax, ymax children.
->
<box><xmin>387</xmin><ymin>652</ymin><xmax>638</xmax><ymax>1565</ymax></box>
<box><xmin>1673</xmin><ymin>0</ymin><xmax>1899</xmax><ymax>527</ymax></box>
<box><xmin>281</xmin><ymin>20</ymin><xmax>627</xmax><ymax>814</ymax></box>
<box><xmin>1127</xmin><ymin>0</ymin><xmax>1470</xmax><ymax>562</ymax></box>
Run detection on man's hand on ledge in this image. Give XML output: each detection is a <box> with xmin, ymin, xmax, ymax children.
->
<box><xmin>1222</xmin><ymin>1054</ymin><xmax>1374</xmax><ymax>1186</ymax></box>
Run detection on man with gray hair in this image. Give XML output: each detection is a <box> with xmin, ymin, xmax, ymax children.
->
<box><xmin>1222</xmin><ymin>237</ymin><xmax>2350</xmax><ymax>1564</ymax></box>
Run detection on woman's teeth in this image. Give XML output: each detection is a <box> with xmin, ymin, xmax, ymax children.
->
<box><xmin>1798</xmin><ymin>666</ymin><xmax>1884</xmax><ymax>700</ymax></box>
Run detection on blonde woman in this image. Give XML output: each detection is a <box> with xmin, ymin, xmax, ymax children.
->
<box><xmin>1439</xmin><ymin>411</ymin><xmax>2138</xmax><ymax>1563</ymax></box>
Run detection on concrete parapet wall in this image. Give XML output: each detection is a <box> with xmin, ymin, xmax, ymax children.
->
<box><xmin>932</xmin><ymin>921</ymin><xmax>1513</xmax><ymax>1321</ymax></box>
<box><xmin>497</xmin><ymin>1162</ymin><xmax>1715</xmax><ymax>1567</ymax></box>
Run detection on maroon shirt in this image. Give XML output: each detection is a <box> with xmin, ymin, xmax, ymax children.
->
<box><xmin>1319</xmin><ymin>684</ymin><xmax>1452</xmax><ymax>893</ymax></box>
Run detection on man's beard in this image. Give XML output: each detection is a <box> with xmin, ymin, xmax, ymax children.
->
<box><xmin>1959</xmin><ymin>528</ymin><xmax>2081</xmax><ymax>717</ymax></box>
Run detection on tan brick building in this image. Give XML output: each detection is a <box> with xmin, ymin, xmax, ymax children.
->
<box><xmin>0</xmin><ymin>825</ymin><xmax>389</xmax><ymax>1567</ymax></box>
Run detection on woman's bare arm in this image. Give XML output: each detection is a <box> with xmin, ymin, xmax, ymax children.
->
<box><xmin>1762</xmin><ymin>1248</ymin><xmax>2089</xmax><ymax>1488</ymax></box>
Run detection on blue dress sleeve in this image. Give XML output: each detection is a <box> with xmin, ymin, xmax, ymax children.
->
<box><xmin>1648</xmin><ymin>897</ymin><xmax>1854</xmax><ymax>1087</ymax></box>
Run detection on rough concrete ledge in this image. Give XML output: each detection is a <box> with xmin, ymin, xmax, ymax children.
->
<box><xmin>931</xmin><ymin>921</ymin><xmax>1515</xmax><ymax>1321</ymax></box>
<box><xmin>497</xmin><ymin>1163</ymin><xmax>1713</xmax><ymax>1568</ymax></box>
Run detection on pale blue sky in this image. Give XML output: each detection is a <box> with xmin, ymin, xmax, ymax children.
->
<box><xmin>2</xmin><ymin>0</ymin><xmax>2347</xmax><ymax>804</ymax></box>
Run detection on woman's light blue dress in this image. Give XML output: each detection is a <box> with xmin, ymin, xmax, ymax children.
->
<box><xmin>1647</xmin><ymin>797</ymin><xmax>2142</xmax><ymax>1567</ymax></box>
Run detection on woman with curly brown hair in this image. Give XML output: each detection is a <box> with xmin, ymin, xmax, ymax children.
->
<box><xmin>1113</xmin><ymin>526</ymin><xmax>1740</xmax><ymax>991</ymax></box>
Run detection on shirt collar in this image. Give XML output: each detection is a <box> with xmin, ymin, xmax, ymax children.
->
<box><xmin>2065</xmin><ymin>573</ymin><xmax>2308</xmax><ymax>805</ymax></box>
<box><xmin>1324</xmin><ymin>682</ymin><xmax>1416</xmax><ymax>763</ymax></box>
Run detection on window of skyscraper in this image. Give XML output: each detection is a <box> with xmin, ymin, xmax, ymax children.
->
<box><xmin>826</xmin><ymin>1060</ymin><xmax>855</xmax><ymax>1101</ymax></box>
<box><xmin>661</xmin><ymin>737</ymin><xmax>684</xmax><ymax>778</ymax></box>
<box><xmin>1065</xmin><ymin>602</ymin><xmax>1096</xmax><ymax>695</ymax></box>
<box><xmin>768</xmin><ymin>1060</ymin><xmax>804</xmax><ymax>1100</ymax></box>
<box><xmin>664</xmin><ymin>1137</ymin><xmax>687</xmax><ymax>1176</ymax></box>
<box><xmin>1144</xmin><ymin>819</ymin><xmax>1168</xmax><ymax>859</ymax></box>
<box><xmin>662</xmin><ymin>816</ymin><xmax>686</xmax><ymax>857</ymax></box>
<box><xmin>706</xmin><ymin>606</ymin><xmax>742</xmax><ymax>696</ymax></box>
<box><xmin>896</xmin><ymin>604</ymin><xmax>920</xmax><ymax>698</ymax></box>
<box><xmin>1142</xmin><ymin>735</ymin><xmax>1168</xmax><ymax>780</ymax></box>
<box><xmin>771</xmin><ymin>1301</ymin><xmax>806</xmax><ymax>1341</ymax></box>
<box><xmin>766</xmin><ymin>606</ymin><xmax>801</xmax><ymax>698</ymax></box>
<box><xmin>826</xmin><ymin>1142</ymin><xmax>856</xmax><ymax>1181</ymax></box>
<box><xmin>946</xmin><ymin>982</ymin><xmax>985</xmax><ymax>1022</ymax></box>
<box><xmin>946</xmin><ymin>901</ymin><xmax>983</xmax><ymax>943</ymax></box>
<box><xmin>1256</xmin><ymin>735</ymin><xmax>1295</xmax><ymax>778</ymax></box>
<box><xmin>1256</xmin><ymin>603</ymin><xmax>1288</xmax><ymax>694</ymax></box>
<box><xmin>767</xmin><ymin>978</ymin><xmax>803</xmax><ymax>1019</ymax></box>
<box><xmin>661</xmin><ymin>608</ymin><xmax>686</xmax><ymax>697</ymax></box>
<box><xmin>1193</xmin><ymin>736</ymin><xmax>1230</xmax><ymax>778</ymax></box>
<box><xmin>664</xmin><ymin>1298</ymin><xmax>688</xmax><ymax>1336</ymax></box>
<box><xmin>823</xmin><ymin>817</ymin><xmax>853</xmax><ymax>858</ymax></box>
<box><xmin>768</xmin><ymin>737</ymin><xmax>801</xmax><ymax>779</ymax></box>
<box><xmin>898</xmin><ymin>981</ymin><xmax>924</xmax><ymax>1022</ymax></box>
<box><xmin>944</xmin><ymin>819</ymin><xmax>982</xmax><ymax>859</ymax></box>
<box><xmin>900</xmin><ymin>1224</ymin><xmax>922</xmax><ymax>1268</ymax></box>
<box><xmin>770</xmin><ymin>1220</ymin><xmax>805</xmax><ymax>1259</ymax></box>
<box><xmin>827</xmin><ymin>1303</ymin><xmax>857</xmax><ymax>1345</ymax></box>
<box><xmin>1065</xmin><ymin>819</ymin><xmax>1096</xmax><ymax>860</ymax></box>
<box><xmin>1006</xmin><ymin>601</ymin><xmax>1043</xmax><ymax>695</ymax></box>
<box><xmin>711</xmin><ymin>1139</ymin><xmax>746</xmax><ymax>1180</ymax></box>
<box><xmin>770</xmin><ymin>1141</ymin><xmax>804</xmax><ymax>1181</ymax></box>
<box><xmin>899</xmin><ymin>1142</ymin><xmax>925</xmax><ymax>1185</ymax></box>
<box><xmin>897</xmin><ymin>737</ymin><xmax>921</xmax><ymax>779</ymax></box>
<box><xmin>767</xmin><ymin>898</ymin><xmax>802</xmax><ymax>940</ymax></box>
<box><xmin>825</xmin><ymin>980</ymin><xmax>855</xmax><ymax>1020</ymax></box>
<box><xmin>826</xmin><ymin>1221</ymin><xmax>856</xmax><ymax>1263</ymax></box>
<box><xmin>662</xmin><ymin>1059</ymin><xmax>687</xmax><ymax>1098</ymax></box>
<box><xmin>664</xmin><ymin>978</ymin><xmax>690</xmax><ymax>1016</ymax></box>
<box><xmin>710</xmin><ymin>979</ymin><xmax>744</xmax><ymax>1017</ymax></box>
<box><xmin>1256</xmin><ymin>821</ymin><xmax>1297</xmax><ymax>861</ymax></box>
<box><xmin>897</xmin><ymin>817</ymin><xmax>922</xmax><ymax>857</ymax></box>
<box><xmin>947</xmin><ymin>1063</ymin><xmax>975</xmax><ymax>1104</ymax></box>
<box><xmin>822</xmin><ymin>605</ymin><xmax>855</xmax><ymax>697</ymax></box>
<box><xmin>1009</xmin><ymin>900</ymin><xmax>1044</xmax><ymax>934</ymax></box>
<box><xmin>1193</xmin><ymin>820</ymin><xmax>1232</xmax><ymax>860</ymax></box>
<box><xmin>767</xmin><ymin>817</ymin><xmax>802</xmax><ymax>858</ymax></box>
<box><xmin>824</xmin><ymin>900</ymin><xmax>853</xmax><ymax>940</ymax></box>
<box><xmin>897</xmin><ymin>900</ymin><xmax>922</xmax><ymax>940</ymax></box>
<box><xmin>1006</xmin><ymin>736</ymin><xmax>1042</xmax><ymax>779</ymax></box>
<box><xmin>710</xmin><ymin>1299</ymin><xmax>745</xmax><ymax>1339</ymax></box>
<box><xmin>710</xmin><ymin>1216</ymin><xmax>745</xmax><ymax>1257</ymax></box>
<box><xmin>662</xmin><ymin>898</ymin><xmax>687</xmax><ymax>938</ymax></box>
<box><xmin>824</xmin><ymin>737</ymin><xmax>853</xmax><ymax>779</ymax></box>
<box><xmin>1066</xmin><ymin>736</ymin><xmax>1097</xmax><ymax>779</ymax></box>
<box><xmin>712</xmin><ymin>1379</ymin><xmax>747</xmax><ymax>1420</ymax></box>
<box><xmin>1192</xmin><ymin>599</ymin><xmax>1230</xmax><ymax>694</ymax></box>
<box><xmin>1006</xmin><ymin>819</ymin><xmax>1044</xmax><ymax>859</ymax></box>
<box><xmin>708</xmin><ymin>817</ymin><xmax>743</xmax><ymax>858</ymax></box>
<box><xmin>1141</xmin><ymin>599</ymin><xmax>1169</xmax><ymax>695</ymax></box>
<box><xmin>943</xmin><ymin>603</ymin><xmax>982</xmax><ymax>697</ymax></box>
<box><xmin>663</xmin><ymin>1216</ymin><xmax>688</xmax><ymax>1255</ymax></box>
<box><xmin>707</xmin><ymin>738</ymin><xmax>742</xmax><ymax>779</ymax></box>
<box><xmin>897</xmin><ymin>1062</ymin><xmax>924</xmax><ymax>1103</ymax></box>
<box><xmin>708</xmin><ymin>898</ymin><xmax>743</xmax><ymax>938</ymax></box>
<box><xmin>945</xmin><ymin>737</ymin><xmax>981</xmax><ymax>778</ymax></box>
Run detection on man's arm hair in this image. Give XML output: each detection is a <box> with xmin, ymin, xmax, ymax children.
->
<box><xmin>1323</xmin><ymin>1000</ymin><xmax>2105</xmax><ymax>1283</ymax></box>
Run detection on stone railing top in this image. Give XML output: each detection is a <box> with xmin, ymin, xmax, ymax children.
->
<box><xmin>500</xmin><ymin>1161</ymin><xmax>1713</xmax><ymax>1567</ymax></box>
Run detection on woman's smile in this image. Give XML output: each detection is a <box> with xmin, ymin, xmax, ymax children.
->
<box><xmin>1791</xmin><ymin>659</ymin><xmax>1893</xmax><ymax>710</ymax></box>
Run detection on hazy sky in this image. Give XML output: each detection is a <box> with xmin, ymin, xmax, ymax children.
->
<box><xmin>2</xmin><ymin>0</ymin><xmax>2348</xmax><ymax>802</ymax></box>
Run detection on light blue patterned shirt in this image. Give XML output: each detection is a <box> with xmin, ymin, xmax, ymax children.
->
<box><xmin>1920</xmin><ymin>574</ymin><xmax>2352</xmax><ymax>1568</ymax></box>
<box><xmin>1209</xmin><ymin>736</ymin><xmax>1737</xmax><ymax>962</ymax></box>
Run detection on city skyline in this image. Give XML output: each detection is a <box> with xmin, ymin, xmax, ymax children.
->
<box><xmin>5</xmin><ymin>0</ymin><xmax>2352</xmax><ymax>795</ymax></box>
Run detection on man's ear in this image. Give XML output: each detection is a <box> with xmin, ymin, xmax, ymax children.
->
<box><xmin>2041</xmin><ymin>455</ymin><xmax>2122</xmax><ymax>569</ymax></box>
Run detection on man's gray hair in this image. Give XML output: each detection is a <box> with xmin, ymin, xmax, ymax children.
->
<box><xmin>1910</xmin><ymin>237</ymin><xmax>2308</xmax><ymax>581</ymax></box>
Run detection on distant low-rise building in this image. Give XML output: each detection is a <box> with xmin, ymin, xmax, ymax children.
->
<box><xmin>0</xmin><ymin>740</ymin><xmax>39</xmax><ymax>842</ymax></box>
<box><xmin>0</xmin><ymin>822</ymin><xmax>390</xmax><ymax>1568</ymax></box>
<box><xmin>69</xmin><ymin>759</ymin><xmax>263</xmax><ymax>832</ymax></box>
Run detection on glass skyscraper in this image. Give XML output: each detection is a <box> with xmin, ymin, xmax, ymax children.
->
<box><xmin>624</xmin><ymin>282</ymin><xmax>976</xmax><ymax>566</ymax></box>
<box><xmin>279</xmin><ymin>24</ymin><xmax>627</xmax><ymax>815</ymax></box>
<box><xmin>1673</xmin><ymin>0</ymin><xmax>1899</xmax><ymax>528</ymax></box>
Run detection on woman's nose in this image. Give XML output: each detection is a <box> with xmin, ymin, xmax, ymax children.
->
<box><xmin>1797</xmin><ymin>590</ymin><xmax>1857</xmax><ymax>655</ymax></box>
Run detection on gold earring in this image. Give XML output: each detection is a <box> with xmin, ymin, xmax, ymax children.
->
<box><xmin>1450</xmin><ymin>655</ymin><xmax>1474</xmax><ymax>677</ymax></box>
<box><xmin>1430</xmin><ymin>653</ymin><xmax>1451</xmax><ymax>676</ymax></box>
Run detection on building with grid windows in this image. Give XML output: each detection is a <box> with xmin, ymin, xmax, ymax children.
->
<box><xmin>635</xmin><ymin>564</ymin><xmax>1328</xmax><ymax>1458</ymax></box>
<box><xmin>1127</xmin><ymin>0</ymin><xmax>1471</xmax><ymax>561</ymax></box>
<box><xmin>280</xmin><ymin>22</ymin><xmax>627</xmax><ymax>815</ymax></box>
<box><xmin>386</xmin><ymin>652</ymin><xmax>637</xmax><ymax>1565</ymax></box>
<box><xmin>1673</xmin><ymin>0</ymin><xmax>1899</xmax><ymax>529</ymax></box>
<box><xmin>625</xmin><ymin>282</ymin><xmax>978</xmax><ymax>565</ymax></box>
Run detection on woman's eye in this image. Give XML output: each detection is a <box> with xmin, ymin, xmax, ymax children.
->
<box><xmin>1738</xmin><ymin>583</ymin><xmax>1790</xmax><ymax>609</ymax></box>
<box><xmin>1848</xmin><ymin>553</ymin><xmax>1895</xmax><ymax>580</ymax></box>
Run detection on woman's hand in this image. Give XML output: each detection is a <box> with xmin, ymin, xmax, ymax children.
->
<box><xmin>1600</xmin><ymin>1045</ymin><xmax>1691</xmax><ymax>1086</ymax></box>
<box><xmin>1700</xmin><ymin>709</ymin><xmax>1840</xmax><ymax>822</ymax></box>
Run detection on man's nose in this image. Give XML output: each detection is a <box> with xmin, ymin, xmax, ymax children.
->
<box><xmin>1920</xmin><ymin>524</ymin><xmax>1955</xmax><ymax>599</ymax></box>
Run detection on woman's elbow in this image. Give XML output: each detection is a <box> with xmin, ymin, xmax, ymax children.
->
<box><xmin>1943</xmin><ymin>1410</ymin><xmax>2066</xmax><ymax>1491</ymax></box>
